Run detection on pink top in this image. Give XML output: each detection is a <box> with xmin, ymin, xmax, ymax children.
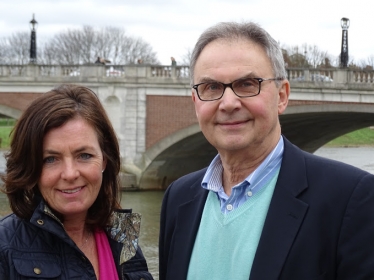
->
<box><xmin>94</xmin><ymin>229</ymin><xmax>120</xmax><ymax>280</ymax></box>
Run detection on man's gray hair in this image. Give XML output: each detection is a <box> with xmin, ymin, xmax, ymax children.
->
<box><xmin>189</xmin><ymin>21</ymin><xmax>287</xmax><ymax>86</ymax></box>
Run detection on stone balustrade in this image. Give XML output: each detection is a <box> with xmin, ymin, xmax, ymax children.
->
<box><xmin>1</xmin><ymin>64</ymin><xmax>374</xmax><ymax>86</ymax></box>
<box><xmin>0</xmin><ymin>64</ymin><xmax>190</xmax><ymax>80</ymax></box>
<box><xmin>286</xmin><ymin>68</ymin><xmax>374</xmax><ymax>85</ymax></box>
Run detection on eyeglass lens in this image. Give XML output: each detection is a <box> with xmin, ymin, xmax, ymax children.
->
<box><xmin>197</xmin><ymin>78</ymin><xmax>260</xmax><ymax>100</ymax></box>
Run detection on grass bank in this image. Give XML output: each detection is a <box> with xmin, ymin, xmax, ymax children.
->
<box><xmin>0</xmin><ymin>126</ymin><xmax>13</xmax><ymax>149</ymax></box>
<box><xmin>325</xmin><ymin>127</ymin><xmax>374</xmax><ymax>147</ymax></box>
<box><xmin>0</xmin><ymin>119</ymin><xmax>16</xmax><ymax>149</ymax></box>
<box><xmin>0</xmin><ymin>124</ymin><xmax>373</xmax><ymax>149</ymax></box>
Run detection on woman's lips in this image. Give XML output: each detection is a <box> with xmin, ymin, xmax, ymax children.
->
<box><xmin>60</xmin><ymin>187</ymin><xmax>83</xmax><ymax>194</ymax></box>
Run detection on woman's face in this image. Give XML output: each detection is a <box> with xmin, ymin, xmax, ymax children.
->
<box><xmin>38</xmin><ymin>117</ymin><xmax>106</xmax><ymax>221</ymax></box>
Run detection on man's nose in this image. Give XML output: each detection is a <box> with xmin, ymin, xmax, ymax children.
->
<box><xmin>219</xmin><ymin>86</ymin><xmax>241</xmax><ymax>110</ymax></box>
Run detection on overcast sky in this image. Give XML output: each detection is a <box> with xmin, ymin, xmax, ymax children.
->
<box><xmin>1</xmin><ymin>0</ymin><xmax>373</xmax><ymax>65</ymax></box>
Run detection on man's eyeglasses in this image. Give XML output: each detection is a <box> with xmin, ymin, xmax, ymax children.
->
<box><xmin>192</xmin><ymin>77</ymin><xmax>284</xmax><ymax>101</ymax></box>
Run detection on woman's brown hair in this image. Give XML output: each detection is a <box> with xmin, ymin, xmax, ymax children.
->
<box><xmin>1</xmin><ymin>84</ymin><xmax>121</xmax><ymax>227</ymax></box>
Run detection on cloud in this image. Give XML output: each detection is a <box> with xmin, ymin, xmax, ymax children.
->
<box><xmin>0</xmin><ymin>0</ymin><xmax>373</xmax><ymax>65</ymax></box>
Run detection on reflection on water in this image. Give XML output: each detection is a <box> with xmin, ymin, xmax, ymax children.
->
<box><xmin>0</xmin><ymin>194</ymin><xmax>9</xmax><ymax>217</ymax></box>
<box><xmin>120</xmin><ymin>191</ymin><xmax>164</xmax><ymax>279</ymax></box>
<box><xmin>314</xmin><ymin>146</ymin><xmax>374</xmax><ymax>174</ymax></box>
<box><xmin>1</xmin><ymin>147</ymin><xmax>374</xmax><ymax>279</ymax></box>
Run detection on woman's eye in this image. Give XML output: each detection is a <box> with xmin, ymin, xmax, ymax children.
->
<box><xmin>80</xmin><ymin>153</ymin><xmax>92</xmax><ymax>160</ymax></box>
<box><xmin>43</xmin><ymin>156</ymin><xmax>56</xmax><ymax>164</ymax></box>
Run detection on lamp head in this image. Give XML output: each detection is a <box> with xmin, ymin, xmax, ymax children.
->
<box><xmin>29</xmin><ymin>14</ymin><xmax>38</xmax><ymax>31</ymax></box>
<box><xmin>341</xmin><ymin>17</ymin><xmax>350</xmax><ymax>30</ymax></box>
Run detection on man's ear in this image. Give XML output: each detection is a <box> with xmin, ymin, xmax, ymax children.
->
<box><xmin>192</xmin><ymin>90</ymin><xmax>199</xmax><ymax>118</ymax></box>
<box><xmin>192</xmin><ymin>90</ymin><xmax>197</xmax><ymax>102</ymax></box>
<box><xmin>278</xmin><ymin>79</ymin><xmax>290</xmax><ymax>115</ymax></box>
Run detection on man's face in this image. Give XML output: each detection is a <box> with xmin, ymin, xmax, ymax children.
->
<box><xmin>192</xmin><ymin>38</ymin><xmax>289</xmax><ymax>158</ymax></box>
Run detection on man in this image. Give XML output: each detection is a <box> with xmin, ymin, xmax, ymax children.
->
<box><xmin>159</xmin><ymin>22</ymin><xmax>374</xmax><ymax>280</ymax></box>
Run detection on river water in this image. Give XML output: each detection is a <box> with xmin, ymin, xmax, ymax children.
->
<box><xmin>1</xmin><ymin>147</ymin><xmax>374</xmax><ymax>279</ymax></box>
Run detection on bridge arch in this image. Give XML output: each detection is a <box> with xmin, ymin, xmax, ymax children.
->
<box><xmin>139</xmin><ymin>124</ymin><xmax>217</xmax><ymax>189</ymax></box>
<box><xmin>281</xmin><ymin>102</ymin><xmax>374</xmax><ymax>152</ymax></box>
<box><xmin>0</xmin><ymin>104</ymin><xmax>22</xmax><ymax>119</ymax></box>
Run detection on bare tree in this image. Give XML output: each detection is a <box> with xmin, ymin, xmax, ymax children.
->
<box><xmin>305</xmin><ymin>44</ymin><xmax>331</xmax><ymax>68</ymax></box>
<box><xmin>39</xmin><ymin>41</ymin><xmax>57</xmax><ymax>65</ymax></box>
<box><xmin>181</xmin><ymin>48</ymin><xmax>192</xmax><ymax>66</ymax></box>
<box><xmin>282</xmin><ymin>43</ymin><xmax>336</xmax><ymax>68</ymax></box>
<box><xmin>0</xmin><ymin>32</ymin><xmax>30</xmax><ymax>64</ymax></box>
<box><xmin>95</xmin><ymin>26</ymin><xmax>126</xmax><ymax>64</ymax></box>
<box><xmin>41</xmin><ymin>25</ymin><xmax>159</xmax><ymax>65</ymax></box>
<box><xmin>282</xmin><ymin>44</ymin><xmax>309</xmax><ymax>67</ymax></box>
<box><xmin>120</xmin><ymin>37</ymin><xmax>159</xmax><ymax>64</ymax></box>
<box><xmin>0</xmin><ymin>38</ymin><xmax>8</xmax><ymax>64</ymax></box>
<box><xmin>361</xmin><ymin>55</ymin><xmax>374</xmax><ymax>70</ymax></box>
<box><xmin>41</xmin><ymin>26</ymin><xmax>94</xmax><ymax>64</ymax></box>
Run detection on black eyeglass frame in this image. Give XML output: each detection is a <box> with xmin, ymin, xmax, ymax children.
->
<box><xmin>192</xmin><ymin>77</ymin><xmax>284</xmax><ymax>101</ymax></box>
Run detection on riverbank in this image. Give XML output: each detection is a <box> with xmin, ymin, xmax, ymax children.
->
<box><xmin>0</xmin><ymin>126</ymin><xmax>373</xmax><ymax>149</ymax></box>
<box><xmin>324</xmin><ymin>127</ymin><xmax>374</xmax><ymax>147</ymax></box>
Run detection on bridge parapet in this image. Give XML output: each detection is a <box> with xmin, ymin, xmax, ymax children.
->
<box><xmin>1</xmin><ymin>64</ymin><xmax>373</xmax><ymax>86</ymax></box>
<box><xmin>352</xmin><ymin>70</ymin><xmax>374</xmax><ymax>83</ymax></box>
<box><xmin>0</xmin><ymin>64</ymin><xmax>374</xmax><ymax>85</ymax></box>
<box><xmin>0</xmin><ymin>64</ymin><xmax>190</xmax><ymax>82</ymax></box>
<box><xmin>286</xmin><ymin>68</ymin><xmax>374</xmax><ymax>86</ymax></box>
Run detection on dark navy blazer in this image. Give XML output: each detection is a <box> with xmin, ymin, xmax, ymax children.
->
<box><xmin>159</xmin><ymin>137</ymin><xmax>374</xmax><ymax>280</ymax></box>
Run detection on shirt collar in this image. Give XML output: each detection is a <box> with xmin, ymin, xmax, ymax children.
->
<box><xmin>201</xmin><ymin>136</ymin><xmax>284</xmax><ymax>192</ymax></box>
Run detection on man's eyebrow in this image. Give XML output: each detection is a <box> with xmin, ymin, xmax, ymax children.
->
<box><xmin>197</xmin><ymin>77</ymin><xmax>219</xmax><ymax>84</ymax></box>
<box><xmin>239</xmin><ymin>73</ymin><xmax>258</xmax><ymax>79</ymax></box>
<box><xmin>197</xmin><ymin>73</ymin><xmax>258</xmax><ymax>84</ymax></box>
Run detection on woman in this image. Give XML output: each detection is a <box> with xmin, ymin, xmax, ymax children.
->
<box><xmin>0</xmin><ymin>84</ymin><xmax>153</xmax><ymax>279</ymax></box>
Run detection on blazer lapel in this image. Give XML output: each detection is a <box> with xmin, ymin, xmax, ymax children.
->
<box><xmin>168</xmin><ymin>184</ymin><xmax>209</xmax><ymax>279</ymax></box>
<box><xmin>250</xmin><ymin>138</ymin><xmax>309</xmax><ymax>279</ymax></box>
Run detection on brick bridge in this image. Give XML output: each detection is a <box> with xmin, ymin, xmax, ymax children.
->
<box><xmin>1</xmin><ymin>64</ymin><xmax>374</xmax><ymax>189</ymax></box>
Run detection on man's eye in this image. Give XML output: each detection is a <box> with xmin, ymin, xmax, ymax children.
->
<box><xmin>238</xmin><ymin>79</ymin><xmax>256</xmax><ymax>87</ymax></box>
<box><xmin>206</xmin><ymin>83</ymin><xmax>222</xmax><ymax>91</ymax></box>
<box><xmin>43</xmin><ymin>156</ymin><xmax>56</xmax><ymax>164</ymax></box>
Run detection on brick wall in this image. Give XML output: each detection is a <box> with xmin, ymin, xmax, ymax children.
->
<box><xmin>0</xmin><ymin>92</ymin><xmax>42</xmax><ymax>111</ymax></box>
<box><xmin>146</xmin><ymin>95</ymin><xmax>197</xmax><ymax>149</ymax></box>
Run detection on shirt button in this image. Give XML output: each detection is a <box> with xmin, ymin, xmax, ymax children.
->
<box><xmin>226</xmin><ymin>204</ymin><xmax>233</xmax><ymax>211</ymax></box>
<box><xmin>247</xmin><ymin>191</ymin><xmax>253</xmax><ymax>197</ymax></box>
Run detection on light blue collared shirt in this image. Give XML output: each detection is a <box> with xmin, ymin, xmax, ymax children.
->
<box><xmin>201</xmin><ymin>136</ymin><xmax>284</xmax><ymax>214</ymax></box>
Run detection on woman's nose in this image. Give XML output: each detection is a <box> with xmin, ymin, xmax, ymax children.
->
<box><xmin>61</xmin><ymin>161</ymin><xmax>79</xmax><ymax>180</ymax></box>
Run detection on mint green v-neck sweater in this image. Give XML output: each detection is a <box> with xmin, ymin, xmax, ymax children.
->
<box><xmin>187</xmin><ymin>170</ymin><xmax>279</xmax><ymax>280</ymax></box>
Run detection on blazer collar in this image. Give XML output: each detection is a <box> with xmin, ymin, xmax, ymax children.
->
<box><xmin>169</xmin><ymin>179</ymin><xmax>209</xmax><ymax>279</ymax></box>
<box><xmin>250</xmin><ymin>137</ymin><xmax>309</xmax><ymax>279</ymax></box>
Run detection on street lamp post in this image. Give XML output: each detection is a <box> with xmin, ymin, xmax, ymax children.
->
<box><xmin>29</xmin><ymin>14</ymin><xmax>38</xmax><ymax>64</ymax></box>
<box><xmin>340</xmin><ymin>17</ymin><xmax>350</xmax><ymax>68</ymax></box>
